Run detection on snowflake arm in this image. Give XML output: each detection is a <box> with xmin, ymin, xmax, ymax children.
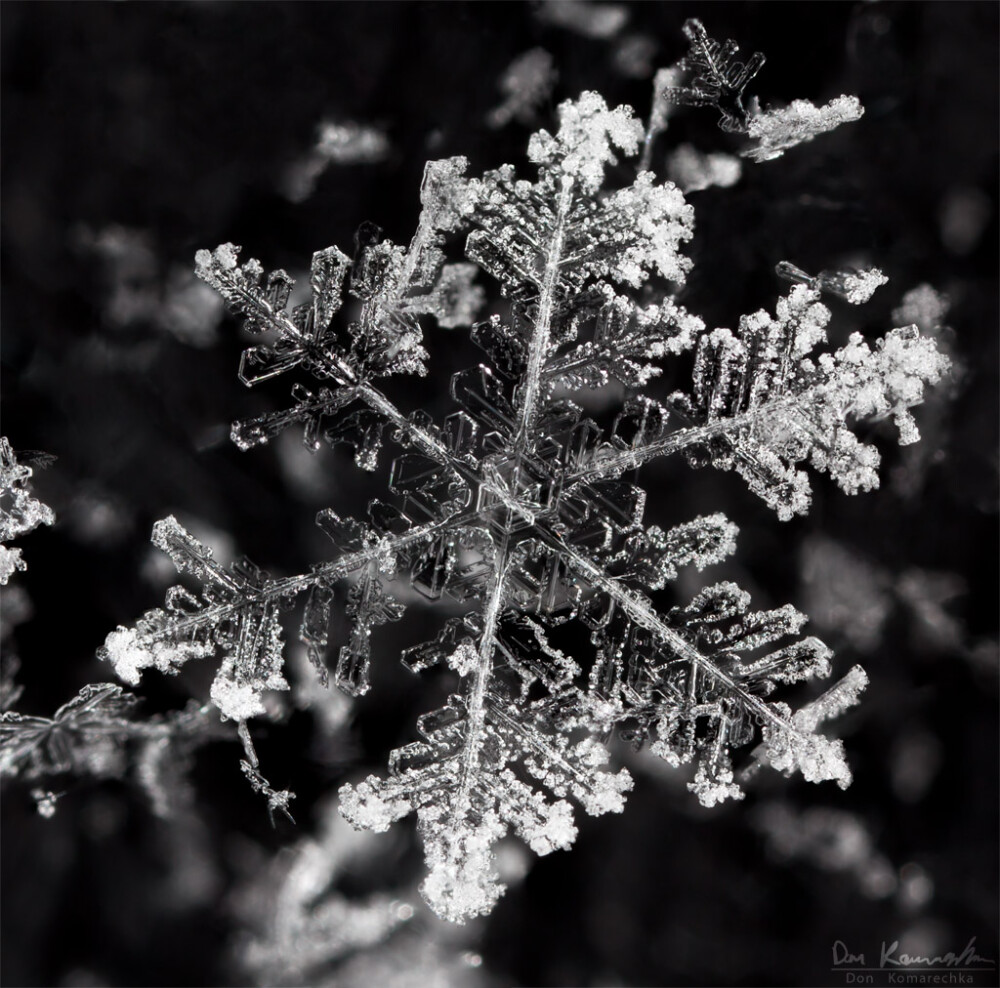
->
<box><xmin>744</xmin><ymin>95</ymin><xmax>865</xmax><ymax>163</ymax></box>
<box><xmin>571</xmin><ymin>281</ymin><xmax>949</xmax><ymax>518</ymax></box>
<box><xmin>0</xmin><ymin>439</ymin><xmax>55</xmax><ymax>585</ymax></box>
<box><xmin>661</xmin><ymin>18</ymin><xmax>766</xmax><ymax>133</ymax></box>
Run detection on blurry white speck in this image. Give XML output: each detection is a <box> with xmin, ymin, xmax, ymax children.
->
<box><xmin>939</xmin><ymin>186</ymin><xmax>991</xmax><ymax>255</ymax></box>
<box><xmin>282</xmin><ymin>121</ymin><xmax>390</xmax><ymax>203</ymax></box>
<box><xmin>537</xmin><ymin>0</ymin><xmax>629</xmax><ymax>39</ymax></box>
<box><xmin>611</xmin><ymin>34</ymin><xmax>658</xmax><ymax>79</ymax></box>
<box><xmin>898</xmin><ymin>862</ymin><xmax>935</xmax><ymax>910</ymax></box>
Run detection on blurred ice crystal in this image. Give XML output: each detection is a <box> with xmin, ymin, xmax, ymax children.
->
<box><xmin>282</xmin><ymin>121</ymin><xmax>391</xmax><ymax>203</ymax></box>
<box><xmin>890</xmin><ymin>729</ymin><xmax>942</xmax><ymax>804</ymax></box>
<box><xmin>754</xmin><ymin>802</ymin><xmax>898</xmax><ymax>899</ymax></box>
<box><xmin>236</xmin><ymin>809</ymin><xmax>408</xmax><ymax>986</ymax></box>
<box><xmin>666</xmin><ymin>144</ymin><xmax>742</xmax><ymax>193</ymax></box>
<box><xmin>537</xmin><ymin>0</ymin><xmax>629</xmax><ymax>40</ymax></box>
<box><xmin>896</xmin><ymin>568</ymin><xmax>967</xmax><ymax>653</ymax></box>
<box><xmin>892</xmin><ymin>284</ymin><xmax>951</xmax><ymax>334</ymax></box>
<box><xmin>64</xmin><ymin>488</ymin><xmax>133</xmax><ymax>547</ymax></box>
<box><xmin>234</xmin><ymin>798</ymin><xmax>490</xmax><ymax>988</ymax></box>
<box><xmin>78</xmin><ymin>226</ymin><xmax>224</xmax><ymax>346</ymax></box>
<box><xmin>939</xmin><ymin>186</ymin><xmax>992</xmax><ymax>256</ymax></box>
<box><xmin>612</xmin><ymin>34</ymin><xmax>658</xmax><ymax>79</ymax></box>
<box><xmin>486</xmin><ymin>49</ymin><xmax>557</xmax><ymax>129</ymax></box>
<box><xmin>98</xmin><ymin>18</ymin><xmax>949</xmax><ymax>924</ymax></box>
<box><xmin>801</xmin><ymin>537</ymin><xmax>893</xmax><ymax>652</ymax></box>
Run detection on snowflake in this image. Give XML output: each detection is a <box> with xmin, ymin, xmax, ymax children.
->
<box><xmin>98</xmin><ymin>41</ymin><xmax>948</xmax><ymax>924</ymax></box>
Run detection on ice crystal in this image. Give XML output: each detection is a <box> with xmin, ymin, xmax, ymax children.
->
<box><xmin>0</xmin><ymin>439</ymin><xmax>55</xmax><ymax>585</ymax></box>
<box><xmin>640</xmin><ymin>20</ymin><xmax>860</xmax><ymax>175</ymax></box>
<box><xmin>98</xmin><ymin>26</ymin><xmax>949</xmax><ymax>924</ymax></box>
<box><xmin>776</xmin><ymin>260</ymin><xmax>889</xmax><ymax>305</ymax></box>
<box><xmin>0</xmin><ymin>684</ymin><xmax>138</xmax><ymax>780</ymax></box>
<box><xmin>744</xmin><ymin>95</ymin><xmax>865</xmax><ymax>163</ymax></box>
<box><xmin>662</xmin><ymin>18</ymin><xmax>767</xmax><ymax>133</ymax></box>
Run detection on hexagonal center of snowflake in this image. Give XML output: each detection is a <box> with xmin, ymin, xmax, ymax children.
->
<box><xmin>478</xmin><ymin>452</ymin><xmax>551</xmax><ymax>528</ymax></box>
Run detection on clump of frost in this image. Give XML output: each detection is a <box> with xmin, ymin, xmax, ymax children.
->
<box><xmin>103</xmin><ymin>627</ymin><xmax>213</xmax><ymax>686</ymax></box>
<box><xmin>745</xmin><ymin>95</ymin><xmax>864</xmax><ymax>162</ymax></box>
<box><xmin>528</xmin><ymin>91</ymin><xmax>644</xmax><ymax>193</ymax></box>
<box><xmin>0</xmin><ymin>439</ymin><xmax>55</xmax><ymax>585</ymax></box>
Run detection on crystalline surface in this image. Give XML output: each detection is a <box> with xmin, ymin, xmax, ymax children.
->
<box><xmin>99</xmin><ymin>26</ymin><xmax>949</xmax><ymax>922</ymax></box>
<box><xmin>660</xmin><ymin>19</ymin><xmax>767</xmax><ymax>134</ymax></box>
<box><xmin>745</xmin><ymin>95</ymin><xmax>864</xmax><ymax>162</ymax></box>
<box><xmin>0</xmin><ymin>439</ymin><xmax>55</xmax><ymax>585</ymax></box>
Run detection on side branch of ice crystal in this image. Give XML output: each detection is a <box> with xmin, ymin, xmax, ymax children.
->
<box><xmin>0</xmin><ymin>438</ymin><xmax>55</xmax><ymax>585</ymax></box>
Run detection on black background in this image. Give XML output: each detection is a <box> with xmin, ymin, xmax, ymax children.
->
<box><xmin>2</xmin><ymin>3</ymin><xmax>997</xmax><ymax>986</ymax></box>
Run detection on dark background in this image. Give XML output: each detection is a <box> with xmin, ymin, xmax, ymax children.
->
<box><xmin>2</xmin><ymin>3</ymin><xmax>997</xmax><ymax>986</ymax></box>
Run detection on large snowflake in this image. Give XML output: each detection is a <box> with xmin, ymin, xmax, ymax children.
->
<box><xmin>100</xmin><ymin>82</ymin><xmax>947</xmax><ymax>922</ymax></box>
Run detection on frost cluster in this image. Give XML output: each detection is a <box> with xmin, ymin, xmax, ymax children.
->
<box><xmin>0</xmin><ymin>438</ymin><xmax>55</xmax><ymax>585</ymax></box>
<box><xmin>745</xmin><ymin>95</ymin><xmax>865</xmax><ymax>162</ymax></box>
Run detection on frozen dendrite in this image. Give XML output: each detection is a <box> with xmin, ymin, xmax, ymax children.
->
<box><xmin>98</xmin><ymin>24</ymin><xmax>948</xmax><ymax>924</ymax></box>
<box><xmin>0</xmin><ymin>438</ymin><xmax>55</xmax><ymax>585</ymax></box>
<box><xmin>0</xmin><ymin>678</ymin><xmax>219</xmax><ymax>820</ymax></box>
<box><xmin>644</xmin><ymin>20</ymin><xmax>863</xmax><ymax>170</ymax></box>
<box><xmin>744</xmin><ymin>95</ymin><xmax>865</xmax><ymax>163</ymax></box>
<box><xmin>660</xmin><ymin>18</ymin><xmax>766</xmax><ymax>133</ymax></box>
<box><xmin>0</xmin><ymin>458</ymin><xmax>220</xmax><ymax>818</ymax></box>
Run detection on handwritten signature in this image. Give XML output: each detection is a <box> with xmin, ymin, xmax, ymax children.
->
<box><xmin>832</xmin><ymin>937</ymin><xmax>995</xmax><ymax>969</ymax></box>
